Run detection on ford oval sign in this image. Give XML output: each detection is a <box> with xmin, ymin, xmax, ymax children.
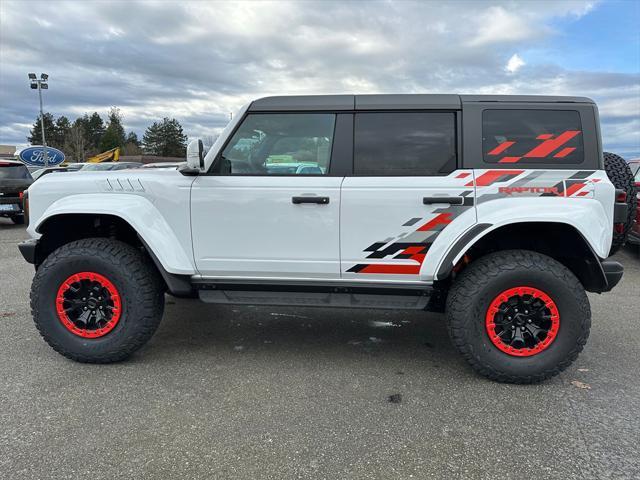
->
<box><xmin>18</xmin><ymin>146</ymin><xmax>65</xmax><ymax>167</ymax></box>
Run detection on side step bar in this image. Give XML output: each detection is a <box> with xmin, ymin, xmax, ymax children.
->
<box><xmin>196</xmin><ymin>282</ymin><xmax>434</xmax><ymax>310</ymax></box>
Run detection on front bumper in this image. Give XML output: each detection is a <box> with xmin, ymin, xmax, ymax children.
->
<box><xmin>18</xmin><ymin>238</ymin><xmax>38</xmax><ymax>264</ymax></box>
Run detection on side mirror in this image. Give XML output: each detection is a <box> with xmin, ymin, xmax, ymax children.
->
<box><xmin>186</xmin><ymin>139</ymin><xmax>205</xmax><ymax>171</ymax></box>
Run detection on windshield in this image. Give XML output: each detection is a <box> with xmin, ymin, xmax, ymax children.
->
<box><xmin>0</xmin><ymin>164</ymin><xmax>32</xmax><ymax>180</ymax></box>
<box><xmin>203</xmin><ymin>102</ymin><xmax>250</xmax><ymax>167</ymax></box>
<box><xmin>634</xmin><ymin>164</ymin><xmax>640</xmax><ymax>182</ymax></box>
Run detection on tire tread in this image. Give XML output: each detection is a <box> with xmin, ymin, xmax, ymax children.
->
<box><xmin>30</xmin><ymin>238</ymin><xmax>164</xmax><ymax>363</ymax></box>
<box><xmin>604</xmin><ymin>152</ymin><xmax>638</xmax><ymax>255</ymax></box>
<box><xmin>446</xmin><ymin>250</ymin><xmax>591</xmax><ymax>383</ymax></box>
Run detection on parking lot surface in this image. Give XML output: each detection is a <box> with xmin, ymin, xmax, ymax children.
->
<box><xmin>1</xmin><ymin>219</ymin><xmax>639</xmax><ymax>479</ymax></box>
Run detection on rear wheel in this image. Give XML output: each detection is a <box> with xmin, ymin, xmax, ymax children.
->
<box><xmin>446</xmin><ymin>250</ymin><xmax>590</xmax><ymax>383</ymax></box>
<box><xmin>604</xmin><ymin>151</ymin><xmax>637</xmax><ymax>255</ymax></box>
<box><xmin>31</xmin><ymin>238</ymin><xmax>165</xmax><ymax>363</ymax></box>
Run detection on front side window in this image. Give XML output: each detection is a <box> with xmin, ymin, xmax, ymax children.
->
<box><xmin>354</xmin><ymin>112</ymin><xmax>457</xmax><ymax>176</ymax></box>
<box><xmin>483</xmin><ymin>110</ymin><xmax>584</xmax><ymax>165</ymax></box>
<box><xmin>218</xmin><ymin>113</ymin><xmax>335</xmax><ymax>175</ymax></box>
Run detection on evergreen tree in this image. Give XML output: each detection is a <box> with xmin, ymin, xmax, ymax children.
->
<box><xmin>51</xmin><ymin>116</ymin><xmax>71</xmax><ymax>150</ymax></box>
<box><xmin>99</xmin><ymin>107</ymin><xmax>126</xmax><ymax>151</ymax></box>
<box><xmin>27</xmin><ymin>112</ymin><xmax>56</xmax><ymax>146</ymax></box>
<box><xmin>78</xmin><ymin>112</ymin><xmax>106</xmax><ymax>150</ymax></box>
<box><xmin>142</xmin><ymin>121</ymin><xmax>162</xmax><ymax>156</ymax></box>
<box><xmin>126</xmin><ymin>131</ymin><xmax>141</xmax><ymax>146</ymax></box>
<box><xmin>163</xmin><ymin>118</ymin><xmax>188</xmax><ymax>157</ymax></box>
<box><xmin>142</xmin><ymin>118</ymin><xmax>187</xmax><ymax>157</ymax></box>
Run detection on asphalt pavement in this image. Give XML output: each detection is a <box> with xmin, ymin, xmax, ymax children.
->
<box><xmin>1</xmin><ymin>219</ymin><xmax>639</xmax><ymax>479</ymax></box>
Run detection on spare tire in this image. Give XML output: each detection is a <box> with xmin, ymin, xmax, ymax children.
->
<box><xmin>604</xmin><ymin>152</ymin><xmax>638</xmax><ymax>255</ymax></box>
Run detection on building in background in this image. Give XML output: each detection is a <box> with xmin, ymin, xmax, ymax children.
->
<box><xmin>0</xmin><ymin>145</ymin><xmax>17</xmax><ymax>160</ymax></box>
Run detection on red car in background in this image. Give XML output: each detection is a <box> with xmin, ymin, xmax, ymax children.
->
<box><xmin>629</xmin><ymin>160</ymin><xmax>640</xmax><ymax>245</ymax></box>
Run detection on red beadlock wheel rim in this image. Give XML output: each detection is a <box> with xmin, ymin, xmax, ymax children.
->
<box><xmin>55</xmin><ymin>272</ymin><xmax>122</xmax><ymax>338</ymax></box>
<box><xmin>485</xmin><ymin>286</ymin><xmax>560</xmax><ymax>357</ymax></box>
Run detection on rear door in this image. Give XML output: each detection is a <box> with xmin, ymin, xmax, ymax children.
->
<box><xmin>340</xmin><ymin>111</ymin><xmax>475</xmax><ymax>282</ymax></box>
<box><xmin>191</xmin><ymin>112</ymin><xmax>344</xmax><ymax>279</ymax></box>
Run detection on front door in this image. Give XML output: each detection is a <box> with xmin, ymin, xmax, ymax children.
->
<box><xmin>340</xmin><ymin>111</ymin><xmax>475</xmax><ymax>282</ymax></box>
<box><xmin>191</xmin><ymin>112</ymin><xmax>342</xmax><ymax>279</ymax></box>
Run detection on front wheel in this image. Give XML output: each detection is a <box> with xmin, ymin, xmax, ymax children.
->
<box><xmin>31</xmin><ymin>238</ymin><xmax>165</xmax><ymax>363</ymax></box>
<box><xmin>446</xmin><ymin>250</ymin><xmax>591</xmax><ymax>383</ymax></box>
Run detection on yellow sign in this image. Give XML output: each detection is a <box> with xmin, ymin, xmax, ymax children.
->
<box><xmin>87</xmin><ymin>147</ymin><xmax>120</xmax><ymax>163</ymax></box>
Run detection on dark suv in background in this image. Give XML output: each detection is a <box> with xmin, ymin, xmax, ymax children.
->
<box><xmin>0</xmin><ymin>160</ymin><xmax>33</xmax><ymax>224</ymax></box>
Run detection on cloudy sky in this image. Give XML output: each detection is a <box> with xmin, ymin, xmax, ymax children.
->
<box><xmin>1</xmin><ymin>0</ymin><xmax>639</xmax><ymax>157</ymax></box>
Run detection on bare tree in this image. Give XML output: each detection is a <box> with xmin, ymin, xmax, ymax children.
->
<box><xmin>64</xmin><ymin>122</ymin><xmax>86</xmax><ymax>163</ymax></box>
<box><xmin>122</xmin><ymin>141</ymin><xmax>143</xmax><ymax>156</ymax></box>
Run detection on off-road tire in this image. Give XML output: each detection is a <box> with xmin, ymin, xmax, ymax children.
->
<box><xmin>31</xmin><ymin>238</ymin><xmax>165</xmax><ymax>363</ymax></box>
<box><xmin>446</xmin><ymin>250</ymin><xmax>591</xmax><ymax>383</ymax></box>
<box><xmin>10</xmin><ymin>214</ymin><xmax>25</xmax><ymax>225</ymax></box>
<box><xmin>604</xmin><ymin>151</ymin><xmax>637</xmax><ymax>255</ymax></box>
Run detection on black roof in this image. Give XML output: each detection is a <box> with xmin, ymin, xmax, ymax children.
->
<box><xmin>249</xmin><ymin>94</ymin><xmax>595</xmax><ymax>111</ymax></box>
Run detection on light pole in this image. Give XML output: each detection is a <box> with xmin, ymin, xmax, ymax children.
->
<box><xmin>29</xmin><ymin>73</ymin><xmax>49</xmax><ymax>168</ymax></box>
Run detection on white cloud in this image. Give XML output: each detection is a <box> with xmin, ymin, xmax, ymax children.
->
<box><xmin>0</xmin><ymin>0</ymin><xmax>637</xmax><ymax>156</ymax></box>
<box><xmin>467</xmin><ymin>6</ymin><xmax>538</xmax><ymax>47</ymax></box>
<box><xmin>505</xmin><ymin>54</ymin><xmax>525</xmax><ymax>74</ymax></box>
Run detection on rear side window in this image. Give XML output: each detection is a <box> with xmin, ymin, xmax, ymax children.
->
<box><xmin>354</xmin><ymin>112</ymin><xmax>457</xmax><ymax>175</ymax></box>
<box><xmin>483</xmin><ymin>110</ymin><xmax>584</xmax><ymax>165</ymax></box>
<box><xmin>0</xmin><ymin>164</ymin><xmax>32</xmax><ymax>179</ymax></box>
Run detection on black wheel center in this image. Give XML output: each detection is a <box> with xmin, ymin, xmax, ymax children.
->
<box><xmin>514</xmin><ymin>314</ymin><xmax>527</xmax><ymax>326</ymax></box>
<box><xmin>61</xmin><ymin>278</ymin><xmax>115</xmax><ymax>331</ymax></box>
<box><xmin>492</xmin><ymin>293</ymin><xmax>554</xmax><ymax>350</ymax></box>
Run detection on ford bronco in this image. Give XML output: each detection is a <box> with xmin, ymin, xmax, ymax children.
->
<box><xmin>18</xmin><ymin>94</ymin><xmax>634</xmax><ymax>383</ymax></box>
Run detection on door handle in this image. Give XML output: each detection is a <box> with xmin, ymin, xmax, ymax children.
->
<box><xmin>292</xmin><ymin>196</ymin><xmax>330</xmax><ymax>205</ymax></box>
<box><xmin>423</xmin><ymin>196</ymin><xmax>465</xmax><ymax>205</ymax></box>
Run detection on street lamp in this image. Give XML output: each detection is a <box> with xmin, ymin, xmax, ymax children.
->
<box><xmin>28</xmin><ymin>73</ymin><xmax>50</xmax><ymax>167</ymax></box>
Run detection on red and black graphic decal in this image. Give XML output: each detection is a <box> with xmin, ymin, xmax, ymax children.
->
<box><xmin>486</xmin><ymin>130</ymin><xmax>582</xmax><ymax>165</ymax></box>
<box><xmin>541</xmin><ymin>171</ymin><xmax>595</xmax><ymax>197</ymax></box>
<box><xmin>347</xmin><ymin>212</ymin><xmax>456</xmax><ymax>275</ymax></box>
<box><xmin>472</xmin><ymin>169</ymin><xmax>597</xmax><ymax>203</ymax></box>
<box><xmin>466</xmin><ymin>170</ymin><xmax>524</xmax><ymax>187</ymax></box>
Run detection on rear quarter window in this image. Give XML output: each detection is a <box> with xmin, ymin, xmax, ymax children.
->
<box><xmin>482</xmin><ymin>110</ymin><xmax>584</xmax><ymax>165</ymax></box>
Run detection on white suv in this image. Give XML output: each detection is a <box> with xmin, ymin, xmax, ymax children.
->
<box><xmin>19</xmin><ymin>94</ymin><xmax>632</xmax><ymax>383</ymax></box>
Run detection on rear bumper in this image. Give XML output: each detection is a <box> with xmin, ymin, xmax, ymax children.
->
<box><xmin>0</xmin><ymin>200</ymin><xmax>23</xmax><ymax>216</ymax></box>
<box><xmin>18</xmin><ymin>238</ymin><xmax>38</xmax><ymax>264</ymax></box>
<box><xmin>613</xmin><ymin>200</ymin><xmax>628</xmax><ymax>224</ymax></box>
<box><xmin>601</xmin><ymin>260</ymin><xmax>623</xmax><ymax>292</ymax></box>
